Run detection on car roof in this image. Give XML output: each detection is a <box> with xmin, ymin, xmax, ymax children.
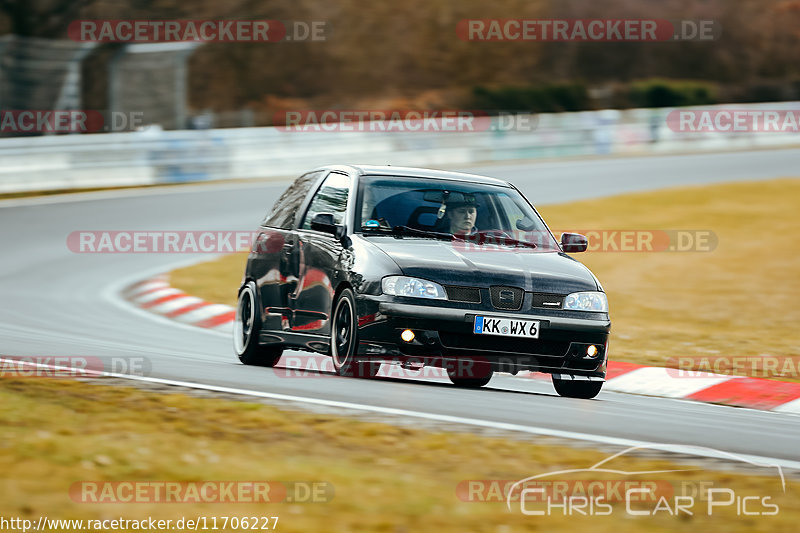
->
<box><xmin>320</xmin><ymin>164</ymin><xmax>512</xmax><ymax>187</ymax></box>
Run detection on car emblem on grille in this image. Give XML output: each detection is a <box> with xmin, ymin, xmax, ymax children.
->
<box><xmin>498</xmin><ymin>289</ymin><xmax>515</xmax><ymax>304</ymax></box>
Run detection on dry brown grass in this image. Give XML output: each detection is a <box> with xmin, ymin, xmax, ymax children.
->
<box><xmin>1</xmin><ymin>377</ymin><xmax>797</xmax><ymax>532</ymax></box>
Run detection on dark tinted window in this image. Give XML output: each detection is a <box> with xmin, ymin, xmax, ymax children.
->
<box><xmin>300</xmin><ymin>172</ymin><xmax>351</xmax><ymax>229</ymax></box>
<box><xmin>262</xmin><ymin>171</ymin><xmax>324</xmax><ymax>229</ymax></box>
<box><xmin>357</xmin><ymin>176</ymin><xmax>559</xmax><ymax>250</ymax></box>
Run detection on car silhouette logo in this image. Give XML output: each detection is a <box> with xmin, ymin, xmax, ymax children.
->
<box><xmin>505</xmin><ymin>443</ymin><xmax>787</xmax><ymax>512</ymax></box>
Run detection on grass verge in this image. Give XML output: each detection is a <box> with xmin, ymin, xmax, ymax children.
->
<box><xmin>170</xmin><ymin>178</ymin><xmax>800</xmax><ymax>380</ymax></box>
<box><xmin>1</xmin><ymin>377</ymin><xmax>797</xmax><ymax>532</ymax></box>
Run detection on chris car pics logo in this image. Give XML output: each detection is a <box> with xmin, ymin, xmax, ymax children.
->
<box><xmin>504</xmin><ymin>444</ymin><xmax>784</xmax><ymax>517</ymax></box>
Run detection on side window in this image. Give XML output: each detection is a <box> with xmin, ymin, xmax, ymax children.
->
<box><xmin>495</xmin><ymin>193</ymin><xmax>526</xmax><ymax>231</ymax></box>
<box><xmin>301</xmin><ymin>173</ymin><xmax>351</xmax><ymax>230</ymax></box>
<box><xmin>262</xmin><ymin>171</ymin><xmax>323</xmax><ymax>229</ymax></box>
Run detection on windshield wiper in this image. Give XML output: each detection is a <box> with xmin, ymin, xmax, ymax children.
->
<box><xmin>363</xmin><ymin>226</ymin><xmax>537</xmax><ymax>247</ymax></box>
<box><xmin>455</xmin><ymin>231</ymin><xmax>538</xmax><ymax>249</ymax></box>
<box><xmin>389</xmin><ymin>225</ymin><xmax>453</xmax><ymax>241</ymax></box>
<box><xmin>498</xmin><ymin>236</ymin><xmax>538</xmax><ymax>249</ymax></box>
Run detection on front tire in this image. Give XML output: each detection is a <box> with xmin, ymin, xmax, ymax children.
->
<box><xmin>446</xmin><ymin>360</ymin><xmax>493</xmax><ymax>388</ymax></box>
<box><xmin>330</xmin><ymin>288</ymin><xmax>380</xmax><ymax>378</ymax></box>
<box><xmin>234</xmin><ymin>282</ymin><xmax>282</xmax><ymax>367</ymax></box>
<box><xmin>552</xmin><ymin>376</ymin><xmax>603</xmax><ymax>399</ymax></box>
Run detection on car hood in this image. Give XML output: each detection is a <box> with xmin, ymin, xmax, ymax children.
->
<box><xmin>363</xmin><ymin>236</ymin><xmax>599</xmax><ymax>294</ymax></box>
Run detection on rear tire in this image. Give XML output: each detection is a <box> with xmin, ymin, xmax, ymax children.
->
<box><xmin>234</xmin><ymin>282</ymin><xmax>283</xmax><ymax>367</ymax></box>
<box><xmin>552</xmin><ymin>376</ymin><xmax>603</xmax><ymax>399</ymax></box>
<box><xmin>330</xmin><ymin>288</ymin><xmax>380</xmax><ymax>379</ymax></box>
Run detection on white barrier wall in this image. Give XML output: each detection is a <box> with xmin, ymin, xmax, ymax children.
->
<box><xmin>1</xmin><ymin>103</ymin><xmax>798</xmax><ymax>193</ymax></box>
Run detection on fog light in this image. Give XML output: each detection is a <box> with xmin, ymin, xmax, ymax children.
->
<box><xmin>586</xmin><ymin>345</ymin><xmax>598</xmax><ymax>357</ymax></box>
<box><xmin>400</xmin><ymin>329</ymin><xmax>415</xmax><ymax>343</ymax></box>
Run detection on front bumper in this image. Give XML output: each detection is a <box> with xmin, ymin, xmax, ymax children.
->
<box><xmin>356</xmin><ymin>298</ymin><xmax>610</xmax><ymax>378</ymax></box>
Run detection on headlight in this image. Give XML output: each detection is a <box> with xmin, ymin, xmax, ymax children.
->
<box><xmin>382</xmin><ymin>276</ymin><xmax>446</xmax><ymax>300</ymax></box>
<box><xmin>563</xmin><ymin>291</ymin><xmax>608</xmax><ymax>312</ymax></box>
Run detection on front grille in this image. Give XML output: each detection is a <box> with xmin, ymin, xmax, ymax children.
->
<box><xmin>532</xmin><ymin>293</ymin><xmax>565</xmax><ymax>309</ymax></box>
<box><xmin>445</xmin><ymin>285</ymin><xmax>481</xmax><ymax>303</ymax></box>
<box><xmin>439</xmin><ymin>332</ymin><xmax>569</xmax><ymax>357</ymax></box>
<box><xmin>489</xmin><ymin>286</ymin><xmax>524</xmax><ymax>310</ymax></box>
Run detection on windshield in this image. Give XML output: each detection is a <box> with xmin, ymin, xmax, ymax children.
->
<box><xmin>356</xmin><ymin>175</ymin><xmax>559</xmax><ymax>250</ymax></box>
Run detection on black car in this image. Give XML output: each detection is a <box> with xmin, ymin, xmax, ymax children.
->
<box><xmin>235</xmin><ymin>165</ymin><xmax>610</xmax><ymax>398</ymax></box>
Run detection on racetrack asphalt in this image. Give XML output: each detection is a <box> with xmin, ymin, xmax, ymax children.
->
<box><xmin>2</xmin><ymin>147</ymin><xmax>799</xmax><ymax>467</ymax></box>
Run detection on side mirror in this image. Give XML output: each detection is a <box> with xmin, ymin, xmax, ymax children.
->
<box><xmin>561</xmin><ymin>232</ymin><xmax>588</xmax><ymax>253</ymax></box>
<box><xmin>310</xmin><ymin>213</ymin><xmax>341</xmax><ymax>236</ymax></box>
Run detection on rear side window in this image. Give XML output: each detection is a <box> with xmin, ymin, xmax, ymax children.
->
<box><xmin>301</xmin><ymin>172</ymin><xmax>351</xmax><ymax>229</ymax></box>
<box><xmin>262</xmin><ymin>171</ymin><xmax>324</xmax><ymax>229</ymax></box>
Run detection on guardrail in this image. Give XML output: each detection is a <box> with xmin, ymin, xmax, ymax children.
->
<box><xmin>1</xmin><ymin>103</ymin><xmax>797</xmax><ymax>193</ymax></box>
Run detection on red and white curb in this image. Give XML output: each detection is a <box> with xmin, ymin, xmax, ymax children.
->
<box><xmin>123</xmin><ymin>276</ymin><xmax>235</xmax><ymax>333</ymax></box>
<box><xmin>523</xmin><ymin>361</ymin><xmax>800</xmax><ymax>414</ymax></box>
<box><xmin>123</xmin><ymin>276</ymin><xmax>800</xmax><ymax>415</ymax></box>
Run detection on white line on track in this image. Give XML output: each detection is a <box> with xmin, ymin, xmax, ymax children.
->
<box><xmin>3</xmin><ymin>356</ymin><xmax>800</xmax><ymax>472</ymax></box>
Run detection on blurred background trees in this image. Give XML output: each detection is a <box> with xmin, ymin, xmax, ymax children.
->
<box><xmin>1</xmin><ymin>0</ymin><xmax>798</xmax><ymax>127</ymax></box>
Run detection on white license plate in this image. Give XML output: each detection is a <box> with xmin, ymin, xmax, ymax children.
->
<box><xmin>473</xmin><ymin>316</ymin><xmax>539</xmax><ymax>338</ymax></box>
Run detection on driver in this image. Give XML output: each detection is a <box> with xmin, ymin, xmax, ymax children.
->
<box><xmin>443</xmin><ymin>195</ymin><xmax>478</xmax><ymax>235</ymax></box>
